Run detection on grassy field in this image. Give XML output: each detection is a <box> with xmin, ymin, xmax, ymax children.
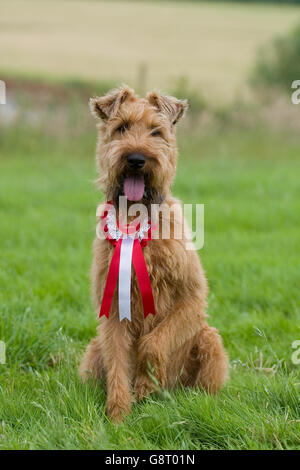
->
<box><xmin>1</xmin><ymin>0</ymin><xmax>300</xmax><ymax>101</ymax></box>
<box><xmin>0</xmin><ymin>120</ymin><xmax>300</xmax><ymax>449</ymax></box>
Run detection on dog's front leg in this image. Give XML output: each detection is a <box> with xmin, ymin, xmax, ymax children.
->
<box><xmin>135</xmin><ymin>296</ymin><xmax>206</xmax><ymax>400</ymax></box>
<box><xmin>102</xmin><ymin>317</ymin><xmax>134</xmax><ymax>423</ymax></box>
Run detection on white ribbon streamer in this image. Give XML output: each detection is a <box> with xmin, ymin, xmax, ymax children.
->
<box><xmin>118</xmin><ymin>236</ymin><xmax>134</xmax><ymax>321</ymax></box>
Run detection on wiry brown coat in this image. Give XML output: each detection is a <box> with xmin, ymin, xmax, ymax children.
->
<box><xmin>79</xmin><ymin>86</ymin><xmax>229</xmax><ymax>422</ymax></box>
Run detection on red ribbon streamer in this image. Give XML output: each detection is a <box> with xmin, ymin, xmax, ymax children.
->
<box><xmin>99</xmin><ymin>239</ymin><xmax>122</xmax><ymax>318</ymax></box>
<box><xmin>132</xmin><ymin>239</ymin><xmax>155</xmax><ymax>318</ymax></box>
<box><xmin>99</xmin><ymin>238</ymin><xmax>155</xmax><ymax>319</ymax></box>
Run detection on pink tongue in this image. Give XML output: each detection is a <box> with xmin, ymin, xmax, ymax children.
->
<box><xmin>124</xmin><ymin>175</ymin><xmax>145</xmax><ymax>201</ymax></box>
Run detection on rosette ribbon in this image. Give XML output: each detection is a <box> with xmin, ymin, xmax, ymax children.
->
<box><xmin>99</xmin><ymin>203</ymin><xmax>156</xmax><ymax>322</ymax></box>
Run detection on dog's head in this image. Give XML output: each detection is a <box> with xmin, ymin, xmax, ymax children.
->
<box><xmin>90</xmin><ymin>86</ymin><xmax>187</xmax><ymax>206</ymax></box>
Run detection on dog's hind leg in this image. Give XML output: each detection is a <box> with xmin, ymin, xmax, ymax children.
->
<box><xmin>79</xmin><ymin>333</ymin><xmax>104</xmax><ymax>383</ymax></box>
<box><xmin>182</xmin><ymin>325</ymin><xmax>229</xmax><ymax>393</ymax></box>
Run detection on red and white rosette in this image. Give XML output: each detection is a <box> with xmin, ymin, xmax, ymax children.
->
<box><xmin>99</xmin><ymin>202</ymin><xmax>155</xmax><ymax>322</ymax></box>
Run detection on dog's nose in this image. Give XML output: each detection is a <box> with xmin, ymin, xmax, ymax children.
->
<box><xmin>127</xmin><ymin>153</ymin><xmax>146</xmax><ymax>169</ymax></box>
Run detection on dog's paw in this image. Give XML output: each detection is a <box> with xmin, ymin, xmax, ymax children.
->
<box><xmin>106</xmin><ymin>400</ymin><xmax>132</xmax><ymax>424</ymax></box>
<box><xmin>134</xmin><ymin>375</ymin><xmax>156</xmax><ymax>402</ymax></box>
<box><xmin>137</xmin><ymin>337</ymin><xmax>167</xmax><ymax>389</ymax></box>
<box><xmin>78</xmin><ymin>365</ymin><xmax>92</xmax><ymax>384</ymax></box>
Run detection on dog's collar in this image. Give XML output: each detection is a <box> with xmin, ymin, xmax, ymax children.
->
<box><xmin>99</xmin><ymin>201</ymin><xmax>156</xmax><ymax>321</ymax></box>
<box><xmin>100</xmin><ymin>201</ymin><xmax>152</xmax><ymax>248</ymax></box>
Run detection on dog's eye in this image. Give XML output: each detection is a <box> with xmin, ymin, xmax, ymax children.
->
<box><xmin>151</xmin><ymin>129</ymin><xmax>162</xmax><ymax>137</ymax></box>
<box><xmin>116</xmin><ymin>122</ymin><xmax>130</xmax><ymax>135</ymax></box>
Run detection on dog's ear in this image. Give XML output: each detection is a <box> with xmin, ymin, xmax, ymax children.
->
<box><xmin>147</xmin><ymin>91</ymin><xmax>188</xmax><ymax>125</ymax></box>
<box><xmin>90</xmin><ymin>86</ymin><xmax>134</xmax><ymax>121</ymax></box>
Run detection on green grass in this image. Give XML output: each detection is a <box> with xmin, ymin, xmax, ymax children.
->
<box><xmin>0</xmin><ymin>125</ymin><xmax>300</xmax><ymax>449</ymax></box>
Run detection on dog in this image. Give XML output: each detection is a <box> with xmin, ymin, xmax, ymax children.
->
<box><xmin>79</xmin><ymin>86</ymin><xmax>229</xmax><ymax>423</ymax></box>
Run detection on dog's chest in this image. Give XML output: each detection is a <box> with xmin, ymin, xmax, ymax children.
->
<box><xmin>142</xmin><ymin>239</ymin><xmax>188</xmax><ymax>297</ymax></box>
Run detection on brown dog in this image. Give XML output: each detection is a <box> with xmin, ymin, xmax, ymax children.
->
<box><xmin>79</xmin><ymin>86</ymin><xmax>229</xmax><ymax>422</ymax></box>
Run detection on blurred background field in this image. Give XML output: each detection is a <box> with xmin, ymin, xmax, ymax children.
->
<box><xmin>1</xmin><ymin>0</ymin><xmax>300</xmax><ymax>101</ymax></box>
<box><xmin>1</xmin><ymin>0</ymin><xmax>300</xmax><ymax>450</ymax></box>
